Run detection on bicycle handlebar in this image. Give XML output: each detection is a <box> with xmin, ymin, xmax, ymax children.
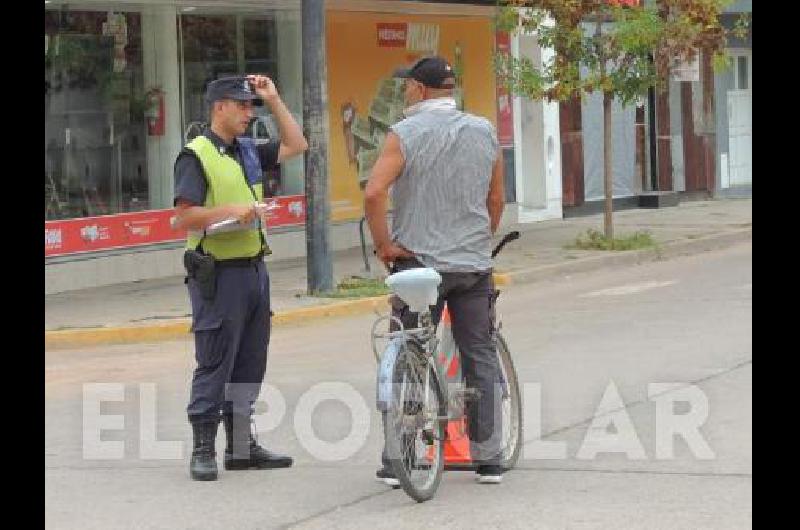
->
<box><xmin>377</xmin><ymin>231</ymin><xmax>520</xmax><ymax>273</ymax></box>
<box><xmin>491</xmin><ymin>231</ymin><xmax>520</xmax><ymax>259</ymax></box>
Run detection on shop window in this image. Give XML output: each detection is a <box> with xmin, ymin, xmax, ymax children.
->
<box><xmin>45</xmin><ymin>9</ymin><xmax>148</xmax><ymax>220</ymax></box>
<box><xmin>179</xmin><ymin>12</ymin><xmax>288</xmax><ymax>198</ymax></box>
<box><xmin>737</xmin><ymin>56</ymin><xmax>749</xmax><ymax>90</ymax></box>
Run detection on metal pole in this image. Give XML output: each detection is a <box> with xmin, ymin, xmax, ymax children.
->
<box><xmin>302</xmin><ymin>0</ymin><xmax>333</xmax><ymax>294</ymax></box>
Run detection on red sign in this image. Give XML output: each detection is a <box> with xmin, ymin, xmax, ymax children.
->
<box><xmin>44</xmin><ymin>195</ymin><xmax>307</xmax><ymax>257</ymax></box>
<box><xmin>495</xmin><ymin>31</ymin><xmax>515</xmax><ymax>148</ymax></box>
<box><xmin>259</xmin><ymin>195</ymin><xmax>307</xmax><ymax>228</ymax></box>
<box><xmin>377</xmin><ymin>23</ymin><xmax>407</xmax><ymax>47</ymax></box>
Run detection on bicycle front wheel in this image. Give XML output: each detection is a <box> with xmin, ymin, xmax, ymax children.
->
<box><xmin>385</xmin><ymin>341</ymin><xmax>446</xmax><ymax>503</ymax></box>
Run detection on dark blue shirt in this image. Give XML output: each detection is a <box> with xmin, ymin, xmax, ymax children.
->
<box><xmin>173</xmin><ymin>129</ymin><xmax>280</xmax><ymax>207</ymax></box>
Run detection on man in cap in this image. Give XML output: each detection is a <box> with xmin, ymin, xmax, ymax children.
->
<box><xmin>173</xmin><ymin>75</ymin><xmax>307</xmax><ymax>481</ymax></box>
<box><xmin>365</xmin><ymin>56</ymin><xmax>507</xmax><ymax>485</ymax></box>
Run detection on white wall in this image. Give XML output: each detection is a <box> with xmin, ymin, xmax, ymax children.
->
<box><xmin>511</xmin><ymin>26</ymin><xmax>563</xmax><ymax>223</ymax></box>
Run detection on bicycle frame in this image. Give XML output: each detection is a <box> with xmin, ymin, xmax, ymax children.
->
<box><xmin>373</xmin><ymin>309</ymin><xmax>448</xmax><ymax>422</ymax></box>
<box><xmin>372</xmin><ymin>231</ymin><xmax>521</xmax><ymax>468</ymax></box>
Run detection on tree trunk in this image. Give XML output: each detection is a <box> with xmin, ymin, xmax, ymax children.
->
<box><xmin>603</xmin><ymin>90</ymin><xmax>613</xmax><ymax>244</ymax></box>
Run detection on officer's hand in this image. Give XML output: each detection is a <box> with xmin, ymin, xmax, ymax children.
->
<box><xmin>247</xmin><ymin>75</ymin><xmax>279</xmax><ymax>104</ymax></box>
<box><xmin>228</xmin><ymin>204</ymin><xmax>257</xmax><ymax>225</ymax></box>
<box><xmin>376</xmin><ymin>242</ymin><xmax>414</xmax><ymax>267</ymax></box>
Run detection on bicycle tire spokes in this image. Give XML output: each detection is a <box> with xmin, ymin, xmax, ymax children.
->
<box><xmin>387</xmin><ymin>348</ymin><xmax>444</xmax><ymax>501</ymax></box>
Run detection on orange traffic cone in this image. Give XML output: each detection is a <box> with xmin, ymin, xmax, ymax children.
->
<box><xmin>444</xmin><ymin>417</ymin><xmax>471</xmax><ymax>463</ymax></box>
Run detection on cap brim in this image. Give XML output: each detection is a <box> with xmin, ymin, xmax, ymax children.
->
<box><xmin>227</xmin><ymin>93</ymin><xmax>264</xmax><ymax>106</ymax></box>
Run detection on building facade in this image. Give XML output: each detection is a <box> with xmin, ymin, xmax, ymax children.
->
<box><xmin>45</xmin><ymin>0</ymin><xmax>561</xmax><ymax>293</ymax></box>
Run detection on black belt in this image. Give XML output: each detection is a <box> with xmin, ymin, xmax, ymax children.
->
<box><xmin>215</xmin><ymin>252</ymin><xmax>265</xmax><ymax>268</ymax></box>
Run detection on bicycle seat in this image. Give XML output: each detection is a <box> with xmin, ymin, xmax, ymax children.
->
<box><xmin>385</xmin><ymin>267</ymin><xmax>442</xmax><ymax>313</ymax></box>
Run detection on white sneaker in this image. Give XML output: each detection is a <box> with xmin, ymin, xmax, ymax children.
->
<box><xmin>477</xmin><ymin>465</ymin><xmax>504</xmax><ymax>484</ymax></box>
<box><xmin>477</xmin><ymin>474</ymin><xmax>503</xmax><ymax>484</ymax></box>
<box><xmin>376</xmin><ymin>467</ymin><xmax>400</xmax><ymax>487</ymax></box>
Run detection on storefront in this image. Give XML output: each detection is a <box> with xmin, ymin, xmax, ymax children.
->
<box><xmin>45</xmin><ymin>0</ymin><xmax>551</xmax><ymax>293</ymax></box>
<box><xmin>45</xmin><ymin>0</ymin><xmax>305</xmax><ymax>263</ymax></box>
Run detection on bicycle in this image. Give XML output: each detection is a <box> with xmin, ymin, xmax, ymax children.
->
<box><xmin>371</xmin><ymin>231</ymin><xmax>522</xmax><ymax>502</ymax></box>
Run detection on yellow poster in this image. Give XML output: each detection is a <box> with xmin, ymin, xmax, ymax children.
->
<box><xmin>326</xmin><ymin>11</ymin><xmax>497</xmax><ymax>222</ymax></box>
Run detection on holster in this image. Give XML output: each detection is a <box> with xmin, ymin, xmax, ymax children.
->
<box><xmin>183</xmin><ymin>249</ymin><xmax>217</xmax><ymax>300</ymax></box>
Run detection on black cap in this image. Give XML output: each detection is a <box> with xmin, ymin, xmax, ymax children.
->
<box><xmin>393</xmin><ymin>56</ymin><xmax>456</xmax><ymax>89</ymax></box>
<box><xmin>205</xmin><ymin>76</ymin><xmax>263</xmax><ymax>106</ymax></box>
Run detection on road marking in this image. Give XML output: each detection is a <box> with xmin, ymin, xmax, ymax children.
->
<box><xmin>580</xmin><ymin>280</ymin><xmax>677</xmax><ymax>298</ymax></box>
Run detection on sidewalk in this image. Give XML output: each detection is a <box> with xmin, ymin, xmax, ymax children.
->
<box><xmin>45</xmin><ymin>198</ymin><xmax>751</xmax><ymax>348</ymax></box>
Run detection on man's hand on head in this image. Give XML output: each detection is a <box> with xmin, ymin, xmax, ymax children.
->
<box><xmin>247</xmin><ymin>74</ymin><xmax>279</xmax><ymax>104</ymax></box>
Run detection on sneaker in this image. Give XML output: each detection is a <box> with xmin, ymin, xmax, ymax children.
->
<box><xmin>476</xmin><ymin>464</ymin><xmax>504</xmax><ymax>484</ymax></box>
<box><xmin>376</xmin><ymin>466</ymin><xmax>400</xmax><ymax>488</ymax></box>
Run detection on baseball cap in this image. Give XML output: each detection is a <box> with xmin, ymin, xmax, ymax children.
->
<box><xmin>393</xmin><ymin>56</ymin><xmax>456</xmax><ymax>89</ymax></box>
<box><xmin>205</xmin><ymin>76</ymin><xmax>263</xmax><ymax>106</ymax></box>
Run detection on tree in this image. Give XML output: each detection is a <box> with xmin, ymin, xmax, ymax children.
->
<box><xmin>495</xmin><ymin>0</ymin><xmax>748</xmax><ymax>244</ymax></box>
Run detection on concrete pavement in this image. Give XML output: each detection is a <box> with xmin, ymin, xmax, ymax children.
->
<box><xmin>44</xmin><ymin>241</ymin><xmax>752</xmax><ymax>528</ymax></box>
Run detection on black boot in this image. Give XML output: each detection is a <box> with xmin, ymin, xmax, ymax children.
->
<box><xmin>190</xmin><ymin>420</ymin><xmax>219</xmax><ymax>481</ymax></box>
<box><xmin>223</xmin><ymin>414</ymin><xmax>293</xmax><ymax>470</ymax></box>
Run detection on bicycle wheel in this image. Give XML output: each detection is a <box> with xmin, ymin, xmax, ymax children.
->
<box><xmin>496</xmin><ymin>333</ymin><xmax>522</xmax><ymax>470</ymax></box>
<box><xmin>385</xmin><ymin>341</ymin><xmax>446</xmax><ymax>503</ymax></box>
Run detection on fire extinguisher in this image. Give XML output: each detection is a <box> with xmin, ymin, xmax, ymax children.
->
<box><xmin>144</xmin><ymin>88</ymin><xmax>165</xmax><ymax>136</ymax></box>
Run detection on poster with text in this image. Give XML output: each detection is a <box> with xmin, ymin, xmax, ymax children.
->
<box><xmin>326</xmin><ymin>11</ymin><xmax>498</xmax><ymax>222</ymax></box>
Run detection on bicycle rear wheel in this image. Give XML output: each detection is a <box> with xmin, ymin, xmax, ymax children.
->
<box><xmin>385</xmin><ymin>341</ymin><xmax>446</xmax><ymax>503</ymax></box>
<box><xmin>497</xmin><ymin>333</ymin><xmax>522</xmax><ymax>470</ymax></box>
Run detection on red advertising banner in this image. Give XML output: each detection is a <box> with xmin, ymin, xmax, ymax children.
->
<box><xmin>377</xmin><ymin>23</ymin><xmax>408</xmax><ymax>47</ymax></box>
<box><xmin>260</xmin><ymin>195</ymin><xmax>307</xmax><ymax>228</ymax></box>
<box><xmin>45</xmin><ymin>195</ymin><xmax>306</xmax><ymax>257</ymax></box>
<box><xmin>495</xmin><ymin>31</ymin><xmax>514</xmax><ymax>148</ymax></box>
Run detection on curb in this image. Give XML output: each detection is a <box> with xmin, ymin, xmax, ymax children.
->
<box><xmin>45</xmin><ymin>296</ymin><xmax>391</xmax><ymax>351</ymax></box>
<box><xmin>504</xmin><ymin>228</ymin><xmax>751</xmax><ymax>285</ymax></box>
<box><xmin>45</xmin><ymin>228</ymin><xmax>750</xmax><ymax>350</ymax></box>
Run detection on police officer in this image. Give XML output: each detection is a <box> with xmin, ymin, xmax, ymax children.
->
<box><xmin>173</xmin><ymin>75</ymin><xmax>308</xmax><ymax>481</ymax></box>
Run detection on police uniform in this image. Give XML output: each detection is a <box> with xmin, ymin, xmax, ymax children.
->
<box><xmin>174</xmin><ymin>76</ymin><xmax>292</xmax><ymax>480</ymax></box>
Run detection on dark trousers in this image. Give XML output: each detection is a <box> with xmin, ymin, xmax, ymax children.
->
<box><xmin>382</xmin><ymin>257</ymin><xmax>503</xmax><ymax>466</ymax></box>
<box><xmin>186</xmin><ymin>260</ymin><xmax>271</xmax><ymax>424</ymax></box>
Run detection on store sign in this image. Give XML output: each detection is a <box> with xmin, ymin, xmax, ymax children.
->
<box><xmin>377</xmin><ymin>22</ymin><xmax>439</xmax><ymax>52</ymax></box>
<box><xmin>330</xmin><ymin>11</ymin><xmax>496</xmax><ymax>222</ymax></box>
<box><xmin>377</xmin><ymin>23</ymin><xmax>407</xmax><ymax>48</ymax></box>
<box><xmin>260</xmin><ymin>196</ymin><xmax>307</xmax><ymax>227</ymax></box>
<box><xmin>44</xmin><ymin>196</ymin><xmax>307</xmax><ymax>257</ymax></box>
<box><xmin>496</xmin><ymin>31</ymin><xmax>514</xmax><ymax>148</ymax></box>
<box><xmin>44</xmin><ymin>227</ymin><xmax>63</xmax><ymax>252</ymax></box>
